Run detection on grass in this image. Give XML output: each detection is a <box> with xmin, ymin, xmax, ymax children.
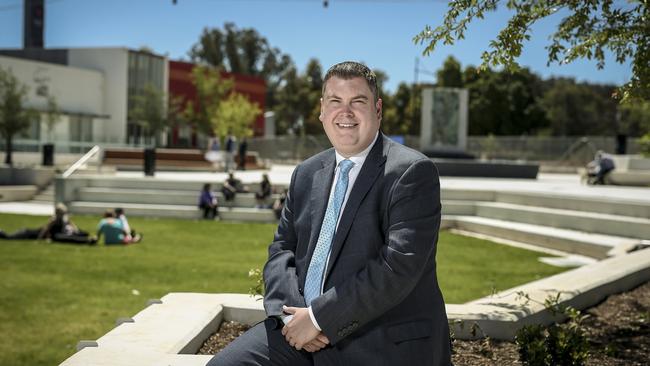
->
<box><xmin>0</xmin><ymin>213</ymin><xmax>567</xmax><ymax>366</ymax></box>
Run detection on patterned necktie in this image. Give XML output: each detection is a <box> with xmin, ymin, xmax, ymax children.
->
<box><xmin>304</xmin><ymin>159</ymin><xmax>355</xmax><ymax>306</ymax></box>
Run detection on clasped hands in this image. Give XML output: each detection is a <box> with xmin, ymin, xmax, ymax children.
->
<box><xmin>281</xmin><ymin>305</ymin><xmax>330</xmax><ymax>353</ymax></box>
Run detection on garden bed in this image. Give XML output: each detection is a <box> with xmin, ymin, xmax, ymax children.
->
<box><xmin>198</xmin><ymin>281</ymin><xmax>650</xmax><ymax>365</ymax></box>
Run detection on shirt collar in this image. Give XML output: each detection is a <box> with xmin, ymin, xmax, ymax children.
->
<box><xmin>334</xmin><ymin>131</ymin><xmax>379</xmax><ymax>168</ymax></box>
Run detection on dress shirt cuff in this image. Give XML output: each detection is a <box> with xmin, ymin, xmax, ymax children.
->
<box><xmin>280</xmin><ymin>314</ymin><xmax>293</xmax><ymax>325</ymax></box>
<box><xmin>308</xmin><ymin>306</ymin><xmax>322</xmax><ymax>331</ymax></box>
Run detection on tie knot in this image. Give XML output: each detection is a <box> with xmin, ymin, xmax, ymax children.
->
<box><xmin>339</xmin><ymin>159</ymin><xmax>354</xmax><ymax>175</ymax></box>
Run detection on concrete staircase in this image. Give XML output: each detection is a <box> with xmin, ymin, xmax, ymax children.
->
<box><xmin>58</xmin><ymin>176</ymin><xmax>649</xmax><ymax>258</ymax></box>
<box><xmin>441</xmin><ymin>189</ymin><xmax>648</xmax><ymax>259</ymax></box>
<box><xmin>31</xmin><ymin>183</ymin><xmax>55</xmax><ymax>203</ymax></box>
<box><xmin>61</xmin><ymin>176</ymin><xmax>284</xmax><ymax>223</ymax></box>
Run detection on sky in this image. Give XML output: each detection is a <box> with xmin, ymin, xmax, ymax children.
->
<box><xmin>0</xmin><ymin>0</ymin><xmax>633</xmax><ymax>93</ymax></box>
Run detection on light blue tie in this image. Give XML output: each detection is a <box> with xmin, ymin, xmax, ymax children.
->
<box><xmin>304</xmin><ymin>159</ymin><xmax>355</xmax><ymax>306</ymax></box>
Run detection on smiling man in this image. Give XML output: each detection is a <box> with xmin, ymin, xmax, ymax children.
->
<box><xmin>209</xmin><ymin>61</ymin><xmax>451</xmax><ymax>365</ymax></box>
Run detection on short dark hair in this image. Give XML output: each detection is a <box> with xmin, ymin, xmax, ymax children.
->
<box><xmin>115</xmin><ymin>207</ymin><xmax>124</xmax><ymax>216</ymax></box>
<box><xmin>323</xmin><ymin>61</ymin><xmax>378</xmax><ymax>102</ymax></box>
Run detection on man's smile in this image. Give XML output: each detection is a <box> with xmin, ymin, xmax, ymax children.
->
<box><xmin>335</xmin><ymin>121</ymin><xmax>358</xmax><ymax>129</ymax></box>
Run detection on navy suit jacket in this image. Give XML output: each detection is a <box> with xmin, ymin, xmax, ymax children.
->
<box><xmin>263</xmin><ymin>134</ymin><xmax>451</xmax><ymax>365</ymax></box>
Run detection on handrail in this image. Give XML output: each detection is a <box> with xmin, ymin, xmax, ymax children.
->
<box><xmin>62</xmin><ymin>145</ymin><xmax>101</xmax><ymax>178</ymax></box>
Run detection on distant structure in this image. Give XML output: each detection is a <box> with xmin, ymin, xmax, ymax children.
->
<box><xmin>420</xmin><ymin>87</ymin><xmax>469</xmax><ymax>158</ymax></box>
<box><xmin>24</xmin><ymin>0</ymin><xmax>44</xmax><ymax>48</ymax></box>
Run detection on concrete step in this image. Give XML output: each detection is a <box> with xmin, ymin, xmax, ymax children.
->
<box><xmin>81</xmin><ymin>176</ymin><xmax>285</xmax><ymax>192</ymax></box>
<box><xmin>442</xmin><ymin>200</ymin><xmax>476</xmax><ymax>215</ymax></box>
<box><xmin>441</xmin><ymin>189</ymin><xmax>495</xmax><ymax>201</ymax></box>
<box><xmin>30</xmin><ymin>183</ymin><xmax>54</xmax><ymax>202</ymax></box>
<box><xmin>77</xmin><ymin>187</ymin><xmax>277</xmax><ymax>207</ymax></box>
<box><xmin>475</xmin><ymin>202</ymin><xmax>650</xmax><ymax>239</ymax></box>
<box><xmin>447</xmin><ymin>215</ymin><xmax>640</xmax><ymax>259</ymax></box>
<box><xmin>68</xmin><ymin>201</ymin><xmax>277</xmax><ymax>222</ymax></box>
<box><xmin>495</xmin><ymin>191</ymin><xmax>650</xmax><ymax>219</ymax></box>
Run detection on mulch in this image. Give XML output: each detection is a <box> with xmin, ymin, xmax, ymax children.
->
<box><xmin>198</xmin><ymin>281</ymin><xmax>650</xmax><ymax>365</ymax></box>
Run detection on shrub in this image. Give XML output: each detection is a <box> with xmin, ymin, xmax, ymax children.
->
<box><xmin>639</xmin><ymin>133</ymin><xmax>650</xmax><ymax>157</ymax></box>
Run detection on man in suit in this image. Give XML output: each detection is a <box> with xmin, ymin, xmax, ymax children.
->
<box><xmin>209</xmin><ymin>61</ymin><xmax>451</xmax><ymax>365</ymax></box>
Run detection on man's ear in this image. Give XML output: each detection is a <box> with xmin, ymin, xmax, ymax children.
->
<box><xmin>376</xmin><ymin>98</ymin><xmax>383</xmax><ymax>122</ymax></box>
<box><xmin>319</xmin><ymin>97</ymin><xmax>324</xmax><ymax>122</ymax></box>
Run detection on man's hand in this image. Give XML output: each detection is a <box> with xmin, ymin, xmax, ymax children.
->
<box><xmin>281</xmin><ymin>306</ymin><xmax>329</xmax><ymax>351</ymax></box>
<box><xmin>303</xmin><ymin>333</ymin><xmax>330</xmax><ymax>353</ymax></box>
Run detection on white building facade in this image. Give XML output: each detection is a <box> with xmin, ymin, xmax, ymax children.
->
<box><xmin>0</xmin><ymin>47</ymin><xmax>168</xmax><ymax>151</ymax></box>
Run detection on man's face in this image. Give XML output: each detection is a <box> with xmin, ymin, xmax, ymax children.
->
<box><xmin>320</xmin><ymin>76</ymin><xmax>382</xmax><ymax>157</ymax></box>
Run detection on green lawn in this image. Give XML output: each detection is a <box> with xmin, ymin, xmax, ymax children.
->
<box><xmin>0</xmin><ymin>213</ymin><xmax>567</xmax><ymax>366</ymax></box>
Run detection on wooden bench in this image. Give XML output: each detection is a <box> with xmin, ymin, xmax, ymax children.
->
<box><xmin>103</xmin><ymin>148</ymin><xmax>266</xmax><ymax>170</ymax></box>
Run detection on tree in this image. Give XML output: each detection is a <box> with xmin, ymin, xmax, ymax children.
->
<box><xmin>215</xmin><ymin>93</ymin><xmax>261</xmax><ymax>139</ymax></box>
<box><xmin>186</xmin><ymin>66</ymin><xmax>234</xmax><ymax>136</ymax></box>
<box><xmin>189</xmin><ymin>23</ymin><xmax>294</xmax><ymax>110</ymax></box>
<box><xmin>619</xmin><ymin>100</ymin><xmax>650</xmax><ymax>137</ymax></box>
<box><xmin>437</xmin><ymin>56</ymin><xmax>463</xmax><ymax>88</ymax></box>
<box><xmin>0</xmin><ymin>67</ymin><xmax>37</xmax><ymax>166</ymax></box>
<box><xmin>463</xmin><ymin>66</ymin><xmax>547</xmax><ymax>135</ymax></box>
<box><xmin>186</xmin><ymin>65</ymin><xmax>260</xmax><ymax>141</ymax></box>
<box><xmin>382</xmin><ymin>82</ymin><xmax>410</xmax><ymax>135</ymax></box>
<box><xmin>273</xmin><ymin>66</ymin><xmax>307</xmax><ymax>135</ymax></box>
<box><xmin>303</xmin><ymin>59</ymin><xmax>325</xmax><ymax>134</ymax></box>
<box><xmin>128</xmin><ymin>84</ymin><xmax>175</xmax><ymax>147</ymax></box>
<box><xmin>43</xmin><ymin>95</ymin><xmax>61</xmax><ymax>142</ymax></box>
<box><xmin>539</xmin><ymin>78</ymin><xmax>617</xmax><ymax>136</ymax></box>
<box><xmin>414</xmin><ymin>0</ymin><xmax>649</xmax><ymax>102</ymax></box>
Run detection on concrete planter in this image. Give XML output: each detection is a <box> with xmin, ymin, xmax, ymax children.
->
<box><xmin>59</xmin><ymin>250</ymin><xmax>650</xmax><ymax>366</ymax></box>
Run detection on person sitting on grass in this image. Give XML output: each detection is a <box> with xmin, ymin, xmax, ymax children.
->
<box><xmin>198</xmin><ymin>183</ymin><xmax>219</xmax><ymax>219</ymax></box>
<box><xmin>97</xmin><ymin>210</ymin><xmax>141</xmax><ymax>245</ymax></box>
<box><xmin>0</xmin><ymin>203</ymin><xmax>96</xmax><ymax>245</ymax></box>
<box><xmin>115</xmin><ymin>207</ymin><xmax>139</xmax><ymax>240</ymax></box>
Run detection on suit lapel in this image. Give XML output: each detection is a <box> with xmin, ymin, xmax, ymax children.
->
<box><xmin>324</xmin><ymin>135</ymin><xmax>389</xmax><ymax>280</ymax></box>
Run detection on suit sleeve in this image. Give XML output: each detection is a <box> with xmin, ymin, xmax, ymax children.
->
<box><xmin>263</xmin><ymin>165</ymin><xmax>306</xmax><ymax>317</ymax></box>
<box><xmin>310</xmin><ymin>158</ymin><xmax>441</xmax><ymax>344</ymax></box>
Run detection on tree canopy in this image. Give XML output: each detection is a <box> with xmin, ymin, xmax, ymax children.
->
<box><xmin>186</xmin><ymin>65</ymin><xmax>260</xmax><ymax>141</ymax></box>
<box><xmin>0</xmin><ymin>66</ymin><xmax>37</xmax><ymax>165</ymax></box>
<box><xmin>414</xmin><ymin>0</ymin><xmax>649</xmax><ymax>102</ymax></box>
<box><xmin>189</xmin><ymin>22</ymin><xmax>294</xmax><ymax>110</ymax></box>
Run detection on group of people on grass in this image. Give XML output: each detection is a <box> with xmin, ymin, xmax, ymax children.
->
<box><xmin>0</xmin><ymin>203</ymin><xmax>141</xmax><ymax>246</ymax></box>
<box><xmin>198</xmin><ymin>172</ymin><xmax>287</xmax><ymax>220</ymax></box>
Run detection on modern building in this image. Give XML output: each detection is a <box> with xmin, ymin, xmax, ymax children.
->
<box><xmin>0</xmin><ymin>54</ymin><xmax>105</xmax><ymax>151</ymax></box>
<box><xmin>1</xmin><ymin>48</ymin><xmax>267</xmax><ymax>151</ymax></box>
<box><xmin>0</xmin><ymin>47</ymin><xmax>168</xmax><ymax>147</ymax></box>
<box><xmin>168</xmin><ymin>60</ymin><xmax>266</xmax><ymax>148</ymax></box>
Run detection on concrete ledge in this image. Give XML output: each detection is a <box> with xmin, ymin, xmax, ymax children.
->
<box><xmin>447</xmin><ymin>215</ymin><xmax>639</xmax><ymax>259</ymax></box>
<box><xmin>609</xmin><ymin>171</ymin><xmax>650</xmax><ymax>187</ymax></box>
<box><xmin>60</xmin><ymin>293</ymin><xmax>264</xmax><ymax>366</ymax></box>
<box><xmin>60</xmin><ymin>249</ymin><xmax>650</xmax><ymax>365</ymax></box>
<box><xmin>0</xmin><ymin>166</ymin><xmax>55</xmax><ymax>188</ymax></box>
<box><xmin>449</xmin><ymin>248</ymin><xmax>650</xmax><ymax>340</ymax></box>
<box><xmin>475</xmin><ymin>201</ymin><xmax>650</xmax><ymax>238</ymax></box>
<box><xmin>0</xmin><ymin>185</ymin><xmax>38</xmax><ymax>202</ymax></box>
<box><xmin>77</xmin><ymin>187</ymin><xmax>278</xmax><ymax>207</ymax></box>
